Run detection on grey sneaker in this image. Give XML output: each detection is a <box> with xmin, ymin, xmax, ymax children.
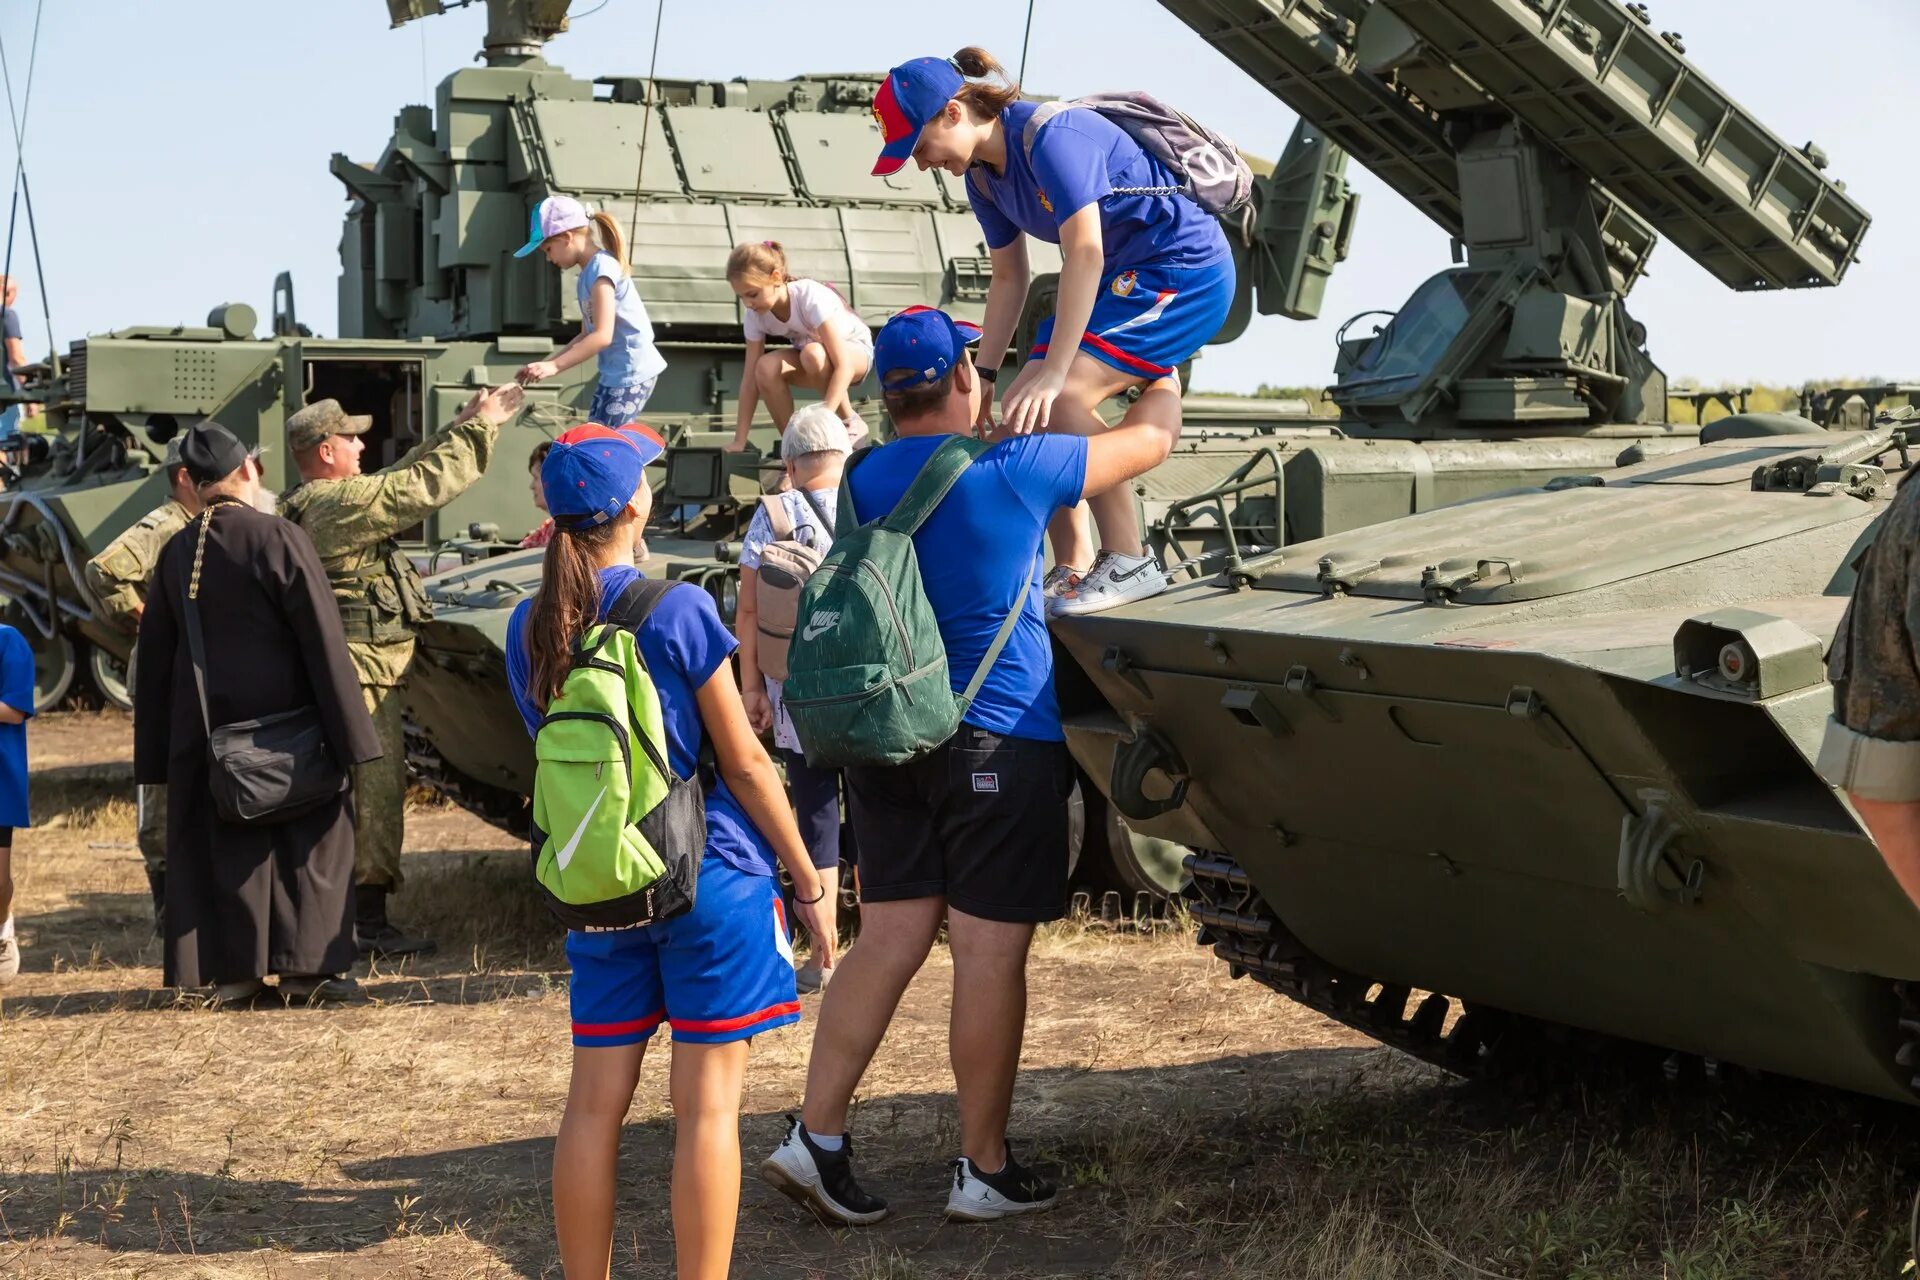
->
<box><xmin>1049</xmin><ymin>551</ymin><xmax>1168</xmax><ymax>617</ymax></box>
<box><xmin>795</xmin><ymin>958</ymin><xmax>832</xmax><ymax>995</ymax></box>
<box><xmin>0</xmin><ymin>921</ymin><xmax>18</xmax><ymax>985</ymax></box>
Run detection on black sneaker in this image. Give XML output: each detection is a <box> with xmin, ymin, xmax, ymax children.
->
<box><xmin>945</xmin><ymin>1143</ymin><xmax>1057</xmax><ymax>1222</ymax></box>
<box><xmin>759</xmin><ymin>1114</ymin><xmax>889</xmax><ymax>1226</ymax></box>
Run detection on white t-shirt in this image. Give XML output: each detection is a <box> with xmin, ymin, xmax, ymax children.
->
<box><xmin>739</xmin><ymin>487</ymin><xmax>836</xmax><ymax>753</ymax></box>
<box><xmin>741</xmin><ymin>279</ymin><xmax>873</xmax><ymax>356</ymax></box>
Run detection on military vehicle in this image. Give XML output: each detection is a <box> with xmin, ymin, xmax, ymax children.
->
<box><xmin>1051</xmin><ymin>0</ymin><xmax>1920</xmax><ymax>1101</ymax></box>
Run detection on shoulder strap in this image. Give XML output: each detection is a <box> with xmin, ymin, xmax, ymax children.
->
<box><xmin>796</xmin><ymin>485</ymin><xmax>835</xmax><ymax>538</ymax></box>
<box><xmin>835</xmin><ymin>445</ymin><xmax>873</xmax><ymax>534</ymax></box>
<box><xmin>882</xmin><ymin>436</ymin><xmax>989</xmax><ymax>536</ymax></box>
<box><xmin>605</xmin><ymin>576</ymin><xmax>684</xmax><ymax>636</ymax></box>
<box><xmin>958</xmin><ymin>591</ymin><xmax>1027</xmax><ymax>712</ymax></box>
<box><xmin>759</xmin><ymin>494</ymin><xmax>795</xmax><ymax>541</ymax></box>
<box><xmin>1023</xmin><ymin>100</ymin><xmax>1075</xmax><ymax>165</ymax></box>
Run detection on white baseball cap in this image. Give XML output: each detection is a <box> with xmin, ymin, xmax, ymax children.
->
<box><xmin>784</xmin><ymin>405</ymin><xmax>854</xmax><ymax>458</ymax></box>
<box><xmin>514</xmin><ymin>195</ymin><xmax>590</xmax><ymax>258</ymax></box>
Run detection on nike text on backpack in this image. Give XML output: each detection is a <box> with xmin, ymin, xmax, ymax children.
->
<box><xmin>781</xmin><ymin>437</ymin><xmax>1023</xmax><ymax>769</ymax></box>
<box><xmin>753</xmin><ymin>488</ymin><xmax>836</xmax><ymax>682</ymax></box>
<box><xmin>531</xmin><ymin>579</ymin><xmax>706</xmax><ymax>930</ymax></box>
<box><xmin>974</xmin><ymin>91</ymin><xmax>1254</xmax><ymax>218</ymax></box>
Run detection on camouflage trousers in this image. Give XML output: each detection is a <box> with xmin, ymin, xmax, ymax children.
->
<box><xmin>136</xmin><ymin>783</ymin><xmax>166</xmax><ymax>875</ymax></box>
<box><xmin>354</xmin><ymin>683</ymin><xmax>408</xmax><ymax>889</ymax></box>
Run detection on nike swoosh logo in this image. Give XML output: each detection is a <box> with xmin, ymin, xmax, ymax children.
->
<box><xmin>554</xmin><ymin>784</ymin><xmax>609</xmax><ymax>872</ymax></box>
<box><xmin>802</xmin><ymin>620</ymin><xmax>835</xmax><ymax>641</ymax></box>
<box><xmin>1107</xmin><ymin>559</ymin><xmax>1159</xmax><ymax>583</ymax></box>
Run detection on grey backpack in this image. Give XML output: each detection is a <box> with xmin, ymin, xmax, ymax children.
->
<box><xmin>995</xmin><ymin>92</ymin><xmax>1255</xmax><ymax>218</ymax></box>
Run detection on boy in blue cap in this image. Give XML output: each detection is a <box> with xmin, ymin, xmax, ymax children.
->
<box><xmin>869</xmin><ymin>48</ymin><xmax>1235</xmax><ymax>618</ymax></box>
<box><xmin>760</xmin><ymin>304</ymin><xmax>1183</xmax><ymax>1226</ymax></box>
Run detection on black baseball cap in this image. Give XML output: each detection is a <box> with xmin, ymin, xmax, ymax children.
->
<box><xmin>179</xmin><ymin>421</ymin><xmax>253</xmax><ymax>485</ymax></box>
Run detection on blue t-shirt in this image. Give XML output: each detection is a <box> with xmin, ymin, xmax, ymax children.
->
<box><xmin>967</xmin><ymin>101</ymin><xmax>1230</xmax><ymax>276</ymax></box>
<box><xmin>0</xmin><ymin>625</ymin><xmax>33</xmax><ymax>827</ymax></box>
<box><xmin>505</xmin><ymin>569</ymin><xmax>774</xmax><ymax>877</ymax></box>
<box><xmin>848</xmin><ymin>433</ymin><xmax>1087</xmax><ymax>741</ymax></box>
<box><xmin>578</xmin><ymin>252</ymin><xmax>668</xmax><ymax>388</ymax></box>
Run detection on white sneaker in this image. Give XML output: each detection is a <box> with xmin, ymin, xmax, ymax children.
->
<box><xmin>1048</xmin><ymin>551</ymin><xmax>1168</xmax><ymax>617</ymax></box>
<box><xmin>795</xmin><ymin>957</ymin><xmax>832</xmax><ymax>995</ymax></box>
<box><xmin>945</xmin><ymin>1145</ymin><xmax>1058</xmax><ymax>1222</ymax></box>
<box><xmin>1041</xmin><ymin>564</ymin><xmax>1083</xmax><ymax>618</ymax></box>
<box><xmin>0</xmin><ymin>919</ymin><xmax>17</xmax><ymax>985</ymax></box>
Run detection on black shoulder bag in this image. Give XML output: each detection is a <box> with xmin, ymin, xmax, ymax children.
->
<box><xmin>179</xmin><ymin>504</ymin><xmax>347</xmax><ymax>825</ymax></box>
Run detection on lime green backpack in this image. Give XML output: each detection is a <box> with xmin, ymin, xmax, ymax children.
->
<box><xmin>531</xmin><ymin>579</ymin><xmax>705</xmax><ymax>930</ymax></box>
<box><xmin>783</xmin><ymin>436</ymin><xmax>1023</xmax><ymax>768</ymax></box>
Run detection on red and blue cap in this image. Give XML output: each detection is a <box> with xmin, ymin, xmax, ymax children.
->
<box><xmin>542</xmin><ymin>423</ymin><xmax>666</xmax><ymax>529</ymax></box>
<box><xmin>871</xmin><ymin>57</ymin><xmax>966</xmax><ymax>177</ymax></box>
<box><xmin>874</xmin><ymin>305</ymin><xmax>983</xmax><ymax>392</ymax></box>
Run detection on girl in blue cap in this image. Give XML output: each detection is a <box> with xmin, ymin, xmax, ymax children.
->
<box><xmin>870</xmin><ymin>49</ymin><xmax>1236</xmax><ymax>615</ymax></box>
<box><xmin>513</xmin><ymin>196</ymin><xmax>668</xmax><ymax>428</ymax></box>
<box><xmin>505</xmin><ymin>425</ymin><xmax>832</xmax><ymax>1278</ymax></box>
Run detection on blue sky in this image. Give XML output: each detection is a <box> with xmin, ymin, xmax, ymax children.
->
<box><xmin>5</xmin><ymin>0</ymin><xmax>1914</xmax><ymax>393</ymax></box>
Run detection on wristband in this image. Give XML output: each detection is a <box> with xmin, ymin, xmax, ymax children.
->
<box><xmin>975</xmin><ymin>364</ymin><xmax>998</xmax><ymax>385</ymax></box>
<box><xmin>793</xmin><ymin>881</ymin><xmax>827</xmax><ymax>905</ymax></box>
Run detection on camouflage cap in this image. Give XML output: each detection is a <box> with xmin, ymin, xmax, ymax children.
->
<box><xmin>286</xmin><ymin>398</ymin><xmax>373</xmax><ymax>452</ymax></box>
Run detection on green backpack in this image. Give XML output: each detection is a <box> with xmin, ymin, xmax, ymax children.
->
<box><xmin>783</xmin><ymin>436</ymin><xmax>1023</xmax><ymax>768</ymax></box>
<box><xmin>531</xmin><ymin>579</ymin><xmax>706</xmax><ymax>930</ymax></box>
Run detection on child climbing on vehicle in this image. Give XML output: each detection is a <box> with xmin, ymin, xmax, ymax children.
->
<box><xmin>871</xmin><ymin>49</ymin><xmax>1238</xmax><ymax>615</ymax></box>
<box><xmin>505</xmin><ymin>423</ymin><xmax>831</xmax><ymax>1279</ymax></box>
<box><xmin>725</xmin><ymin>240</ymin><xmax>873</xmax><ymax>452</ymax></box>
<box><xmin>732</xmin><ymin>404</ymin><xmax>852</xmax><ymax>994</ymax></box>
<box><xmin>514</xmin><ymin>195</ymin><xmax>668</xmax><ymax>428</ymax></box>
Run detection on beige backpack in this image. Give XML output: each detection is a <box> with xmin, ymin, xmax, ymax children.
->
<box><xmin>754</xmin><ymin>488</ymin><xmax>835</xmax><ymax>681</ymax></box>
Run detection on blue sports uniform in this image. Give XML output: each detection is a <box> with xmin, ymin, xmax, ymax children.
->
<box><xmin>0</xmin><ymin>624</ymin><xmax>32</xmax><ymax>828</ymax></box>
<box><xmin>847</xmin><ymin>432</ymin><xmax>1087</xmax><ymax>740</ymax></box>
<box><xmin>968</xmin><ymin>101</ymin><xmax>1235</xmax><ymax>379</ymax></box>
<box><xmin>507</xmin><ymin>570</ymin><xmax>799</xmax><ymax>1048</ymax></box>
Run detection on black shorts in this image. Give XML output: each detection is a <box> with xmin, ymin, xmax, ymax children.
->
<box><xmin>845</xmin><ymin>727</ymin><xmax>1074</xmax><ymax>923</ymax></box>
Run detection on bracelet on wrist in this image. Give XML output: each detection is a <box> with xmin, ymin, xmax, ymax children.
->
<box><xmin>975</xmin><ymin>364</ymin><xmax>999</xmax><ymax>385</ymax></box>
<box><xmin>793</xmin><ymin>880</ymin><xmax>827</xmax><ymax>905</ymax></box>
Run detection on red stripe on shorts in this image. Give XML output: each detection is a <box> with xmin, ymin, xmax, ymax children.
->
<box><xmin>573</xmin><ymin>1008</ymin><xmax>666</xmax><ymax>1038</ymax></box>
<box><xmin>1029</xmin><ymin>335</ymin><xmax>1174</xmax><ymax>378</ymax></box>
<box><xmin>671</xmin><ymin>1000</ymin><xmax>802</xmax><ymax>1035</ymax></box>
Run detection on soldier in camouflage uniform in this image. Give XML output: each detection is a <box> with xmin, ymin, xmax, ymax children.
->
<box><xmin>1822</xmin><ymin>472</ymin><xmax>1920</xmax><ymax>913</ymax></box>
<box><xmin>281</xmin><ymin>385</ymin><xmax>523</xmax><ymax>958</ymax></box>
<box><xmin>82</xmin><ymin>438</ymin><xmax>199</xmax><ymax>929</ymax></box>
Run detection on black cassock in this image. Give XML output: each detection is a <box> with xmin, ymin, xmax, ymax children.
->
<box><xmin>133</xmin><ymin>497</ymin><xmax>383</xmax><ymax>988</ymax></box>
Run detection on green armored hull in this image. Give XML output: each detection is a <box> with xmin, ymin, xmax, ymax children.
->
<box><xmin>1056</xmin><ymin>424</ymin><xmax>1920</xmax><ymax>1101</ymax></box>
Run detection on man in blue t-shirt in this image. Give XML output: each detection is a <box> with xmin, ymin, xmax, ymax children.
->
<box><xmin>0</xmin><ymin>275</ymin><xmax>32</xmax><ymax>432</ymax></box>
<box><xmin>760</xmin><ymin>306</ymin><xmax>1184</xmax><ymax>1226</ymax></box>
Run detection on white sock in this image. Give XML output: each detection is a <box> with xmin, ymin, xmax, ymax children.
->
<box><xmin>0</xmin><ymin>915</ymin><xmax>14</xmax><ymax>940</ymax></box>
<box><xmin>806</xmin><ymin>1127</ymin><xmax>844</xmax><ymax>1152</ymax></box>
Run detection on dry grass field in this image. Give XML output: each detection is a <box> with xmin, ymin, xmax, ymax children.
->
<box><xmin>5</xmin><ymin>710</ymin><xmax>1920</xmax><ymax>1278</ymax></box>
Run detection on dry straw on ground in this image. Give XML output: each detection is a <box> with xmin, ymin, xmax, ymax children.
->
<box><xmin>4</xmin><ymin>711</ymin><xmax>1919</xmax><ymax>1278</ymax></box>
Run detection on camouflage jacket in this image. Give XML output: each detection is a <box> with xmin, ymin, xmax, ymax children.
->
<box><xmin>83</xmin><ymin>498</ymin><xmax>192</xmax><ymax>630</ymax></box>
<box><xmin>1829</xmin><ymin>474</ymin><xmax>1920</xmax><ymax>740</ymax></box>
<box><xmin>281</xmin><ymin>410</ymin><xmax>499</xmax><ymax>688</ymax></box>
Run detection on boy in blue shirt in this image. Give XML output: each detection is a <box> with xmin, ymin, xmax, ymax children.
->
<box><xmin>760</xmin><ymin>306</ymin><xmax>1183</xmax><ymax>1225</ymax></box>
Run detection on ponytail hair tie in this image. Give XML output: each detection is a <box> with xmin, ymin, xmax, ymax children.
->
<box><xmin>762</xmin><ymin>240</ymin><xmax>775</xmax><ymax>248</ymax></box>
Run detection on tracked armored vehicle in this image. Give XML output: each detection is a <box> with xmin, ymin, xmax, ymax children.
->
<box><xmin>1051</xmin><ymin>0</ymin><xmax>1920</xmax><ymax>1102</ymax></box>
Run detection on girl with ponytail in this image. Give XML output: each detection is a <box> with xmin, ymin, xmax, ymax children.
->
<box><xmin>506</xmin><ymin>424</ymin><xmax>833</xmax><ymax>1277</ymax></box>
<box><xmin>868</xmin><ymin>47</ymin><xmax>1237</xmax><ymax>616</ymax></box>
<box><xmin>725</xmin><ymin>239</ymin><xmax>874</xmax><ymax>452</ymax></box>
<box><xmin>513</xmin><ymin>195</ymin><xmax>669</xmax><ymax>428</ymax></box>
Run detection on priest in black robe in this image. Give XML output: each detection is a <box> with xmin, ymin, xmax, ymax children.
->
<box><xmin>133</xmin><ymin>422</ymin><xmax>383</xmax><ymax>1001</ymax></box>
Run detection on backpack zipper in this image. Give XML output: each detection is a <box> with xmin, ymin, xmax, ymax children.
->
<box><xmin>855</xmin><ymin>558</ymin><xmax>914</xmax><ymax>669</ymax></box>
<box><xmin>539</xmin><ymin>710</ymin><xmax>632</xmax><ymax>778</ymax></box>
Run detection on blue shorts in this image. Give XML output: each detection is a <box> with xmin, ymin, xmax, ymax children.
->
<box><xmin>1032</xmin><ymin>258</ymin><xmax>1236</xmax><ymax>380</ymax></box>
<box><xmin>589</xmin><ymin>378</ymin><xmax>656</xmax><ymax>428</ymax></box>
<box><xmin>566</xmin><ymin>855</ymin><xmax>801</xmax><ymax>1048</ymax></box>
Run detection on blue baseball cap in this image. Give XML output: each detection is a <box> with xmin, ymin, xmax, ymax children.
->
<box><xmin>874</xmin><ymin>305</ymin><xmax>983</xmax><ymax>392</ymax></box>
<box><xmin>872</xmin><ymin>57</ymin><xmax>966</xmax><ymax>177</ymax></box>
<box><xmin>542</xmin><ymin>424</ymin><xmax>664</xmax><ymax>528</ymax></box>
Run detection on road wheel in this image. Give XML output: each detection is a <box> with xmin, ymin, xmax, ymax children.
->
<box><xmin>89</xmin><ymin>644</ymin><xmax>133</xmax><ymax>711</ymax></box>
<box><xmin>23</xmin><ymin>626</ymin><xmax>75</xmax><ymax>712</ymax></box>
